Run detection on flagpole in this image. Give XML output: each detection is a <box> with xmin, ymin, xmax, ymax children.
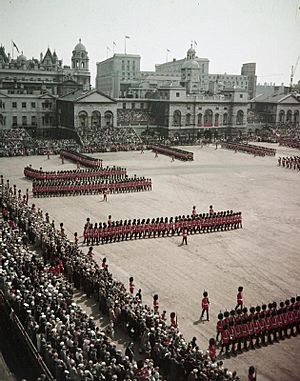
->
<box><xmin>112</xmin><ymin>42</ymin><xmax>115</xmax><ymax>55</ymax></box>
<box><xmin>124</xmin><ymin>37</ymin><xmax>126</xmax><ymax>55</ymax></box>
<box><xmin>166</xmin><ymin>49</ymin><xmax>168</xmax><ymax>63</ymax></box>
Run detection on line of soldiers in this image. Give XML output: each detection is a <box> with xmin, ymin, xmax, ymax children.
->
<box><xmin>221</xmin><ymin>142</ymin><xmax>276</xmax><ymax>157</ymax></box>
<box><xmin>82</xmin><ymin>210</ymin><xmax>242</xmax><ymax>245</ymax></box>
<box><xmin>32</xmin><ymin>177</ymin><xmax>152</xmax><ymax>197</ymax></box>
<box><xmin>278</xmin><ymin>156</ymin><xmax>300</xmax><ymax>171</ymax></box>
<box><xmin>278</xmin><ymin>138</ymin><xmax>300</xmax><ymax>150</ymax></box>
<box><xmin>217</xmin><ymin>297</ymin><xmax>300</xmax><ymax>356</ymax></box>
<box><xmin>60</xmin><ymin>149</ymin><xmax>102</xmax><ymax>168</ymax></box>
<box><xmin>24</xmin><ymin>165</ymin><xmax>127</xmax><ymax>180</ymax></box>
<box><xmin>148</xmin><ymin>144</ymin><xmax>194</xmax><ymax>161</ymax></box>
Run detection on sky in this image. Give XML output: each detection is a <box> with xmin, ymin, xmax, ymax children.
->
<box><xmin>1</xmin><ymin>0</ymin><xmax>300</xmax><ymax>87</ymax></box>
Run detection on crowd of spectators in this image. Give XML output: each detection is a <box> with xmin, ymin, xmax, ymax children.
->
<box><xmin>77</xmin><ymin>126</ymin><xmax>143</xmax><ymax>153</ymax></box>
<box><xmin>0</xmin><ymin>128</ymin><xmax>80</xmax><ymax>157</ymax></box>
<box><xmin>1</xmin><ymin>183</ymin><xmax>239</xmax><ymax>381</ymax></box>
<box><xmin>117</xmin><ymin>110</ymin><xmax>149</xmax><ymax>126</ymax></box>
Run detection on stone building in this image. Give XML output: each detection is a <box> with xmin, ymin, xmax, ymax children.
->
<box><xmin>0</xmin><ymin>40</ymin><xmax>90</xmax><ymax>134</ymax></box>
<box><xmin>57</xmin><ymin>89</ymin><xmax>117</xmax><ymax>131</ymax></box>
<box><xmin>250</xmin><ymin>93</ymin><xmax>300</xmax><ymax>126</ymax></box>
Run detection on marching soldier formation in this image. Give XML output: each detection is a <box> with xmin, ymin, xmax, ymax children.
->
<box><xmin>216</xmin><ymin>296</ymin><xmax>300</xmax><ymax>356</ymax></box>
<box><xmin>24</xmin><ymin>165</ymin><xmax>127</xmax><ymax>180</ymax></box>
<box><xmin>32</xmin><ymin>176</ymin><xmax>152</xmax><ymax>197</ymax></box>
<box><xmin>277</xmin><ymin>156</ymin><xmax>300</xmax><ymax>171</ymax></box>
<box><xmin>60</xmin><ymin>149</ymin><xmax>103</xmax><ymax>168</ymax></box>
<box><xmin>82</xmin><ymin>209</ymin><xmax>242</xmax><ymax>245</ymax></box>
<box><xmin>221</xmin><ymin>142</ymin><xmax>276</xmax><ymax>157</ymax></box>
<box><xmin>148</xmin><ymin>144</ymin><xmax>194</xmax><ymax>161</ymax></box>
<box><xmin>278</xmin><ymin>138</ymin><xmax>300</xmax><ymax>150</ymax></box>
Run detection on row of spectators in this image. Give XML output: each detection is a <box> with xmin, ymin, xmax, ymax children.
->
<box><xmin>77</xmin><ymin>126</ymin><xmax>143</xmax><ymax>153</ymax></box>
<box><xmin>1</xmin><ymin>184</ymin><xmax>239</xmax><ymax>381</ymax></box>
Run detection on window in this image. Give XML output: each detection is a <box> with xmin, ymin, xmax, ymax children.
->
<box><xmin>13</xmin><ymin>116</ymin><xmax>17</xmax><ymax>126</ymax></box>
<box><xmin>240</xmin><ymin>94</ymin><xmax>243</xmax><ymax>98</ymax></box>
<box><xmin>22</xmin><ymin>102</ymin><xmax>26</xmax><ymax>108</ymax></box>
<box><xmin>31</xmin><ymin>102</ymin><xmax>36</xmax><ymax>108</ymax></box>
<box><xmin>12</xmin><ymin>102</ymin><xmax>17</xmax><ymax>108</ymax></box>
<box><xmin>122</xmin><ymin>103</ymin><xmax>126</xmax><ymax>109</ymax></box>
<box><xmin>0</xmin><ymin>101</ymin><xmax>4</xmax><ymax>109</ymax></box>
<box><xmin>176</xmin><ymin>92</ymin><xmax>180</xmax><ymax>97</ymax></box>
<box><xmin>132</xmin><ymin>103</ymin><xmax>135</xmax><ymax>109</ymax></box>
<box><xmin>22</xmin><ymin>116</ymin><xmax>27</xmax><ymax>126</ymax></box>
<box><xmin>32</xmin><ymin>116</ymin><xmax>36</xmax><ymax>125</ymax></box>
<box><xmin>140</xmin><ymin>103</ymin><xmax>144</xmax><ymax>110</ymax></box>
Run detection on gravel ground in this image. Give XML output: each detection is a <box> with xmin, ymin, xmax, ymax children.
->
<box><xmin>1</xmin><ymin>142</ymin><xmax>300</xmax><ymax>381</ymax></box>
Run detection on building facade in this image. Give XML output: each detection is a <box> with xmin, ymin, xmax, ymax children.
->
<box><xmin>57</xmin><ymin>89</ymin><xmax>117</xmax><ymax>131</ymax></box>
<box><xmin>250</xmin><ymin>93</ymin><xmax>300</xmax><ymax>125</ymax></box>
<box><xmin>96</xmin><ymin>54</ymin><xmax>141</xmax><ymax>98</ymax></box>
<box><xmin>0</xmin><ymin>40</ymin><xmax>90</xmax><ymax>134</ymax></box>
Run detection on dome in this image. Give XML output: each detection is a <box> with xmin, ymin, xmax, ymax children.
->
<box><xmin>182</xmin><ymin>59</ymin><xmax>199</xmax><ymax>70</ymax></box>
<box><xmin>17</xmin><ymin>53</ymin><xmax>27</xmax><ymax>62</ymax></box>
<box><xmin>187</xmin><ymin>46</ymin><xmax>196</xmax><ymax>56</ymax></box>
<box><xmin>74</xmin><ymin>39</ymin><xmax>86</xmax><ymax>52</ymax></box>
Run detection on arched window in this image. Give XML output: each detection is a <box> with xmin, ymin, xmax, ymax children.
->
<box><xmin>81</xmin><ymin>62</ymin><xmax>84</xmax><ymax>69</ymax></box>
<box><xmin>286</xmin><ymin>110</ymin><xmax>292</xmax><ymax>123</ymax></box>
<box><xmin>186</xmin><ymin>113</ymin><xmax>191</xmax><ymax>126</ymax></box>
<box><xmin>91</xmin><ymin>111</ymin><xmax>101</xmax><ymax>127</ymax></box>
<box><xmin>104</xmin><ymin>111</ymin><xmax>113</xmax><ymax>127</ymax></box>
<box><xmin>204</xmin><ymin>109</ymin><xmax>213</xmax><ymax>127</ymax></box>
<box><xmin>294</xmin><ymin>110</ymin><xmax>299</xmax><ymax>124</ymax></box>
<box><xmin>78</xmin><ymin>111</ymin><xmax>88</xmax><ymax>128</ymax></box>
<box><xmin>237</xmin><ymin>110</ymin><xmax>244</xmax><ymax>125</ymax></box>
<box><xmin>279</xmin><ymin>110</ymin><xmax>285</xmax><ymax>123</ymax></box>
<box><xmin>214</xmin><ymin>113</ymin><xmax>219</xmax><ymax>127</ymax></box>
<box><xmin>0</xmin><ymin>114</ymin><xmax>5</xmax><ymax>127</ymax></box>
<box><xmin>223</xmin><ymin>113</ymin><xmax>228</xmax><ymax>125</ymax></box>
<box><xmin>197</xmin><ymin>113</ymin><xmax>202</xmax><ymax>126</ymax></box>
<box><xmin>173</xmin><ymin>110</ymin><xmax>181</xmax><ymax>126</ymax></box>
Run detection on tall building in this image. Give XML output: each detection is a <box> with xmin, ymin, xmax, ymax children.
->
<box><xmin>241</xmin><ymin>63</ymin><xmax>257</xmax><ymax>99</ymax></box>
<box><xmin>96</xmin><ymin>54</ymin><xmax>141</xmax><ymax>98</ymax></box>
<box><xmin>0</xmin><ymin>40</ymin><xmax>90</xmax><ymax>134</ymax></box>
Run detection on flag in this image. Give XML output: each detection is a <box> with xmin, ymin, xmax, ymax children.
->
<box><xmin>194</xmin><ymin>40</ymin><xmax>198</xmax><ymax>46</ymax></box>
<box><xmin>113</xmin><ymin>41</ymin><xmax>116</xmax><ymax>46</ymax></box>
<box><xmin>12</xmin><ymin>41</ymin><xmax>19</xmax><ymax>53</ymax></box>
<box><xmin>167</xmin><ymin>49</ymin><xmax>170</xmax><ymax>52</ymax></box>
<box><xmin>125</xmin><ymin>35</ymin><xmax>130</xmax><ymax>39</ymax></box>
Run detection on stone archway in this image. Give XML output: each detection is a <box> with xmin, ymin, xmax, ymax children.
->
<box><xmin>278</xmin><ymin>110</ymin><xmax>285</xmax><ymax>123</ymax></box>
<box><xmin>91</xmin><ymin>111</ymin><xmax>101</xmax><ymax>127</ymax></box>
<box><xmin>173</xmin><ymin>110</ymin><xmax>181</xmax><ymax>126</ymax></box>
<box><xmin>78</xmin><ymin>110</ymin><xmax>88</xmax><ymax>128</ymax></box>
<box><xmin>204</xmin><ymin>109</ymin><xmax>213</xmax><ymax>127</ymax></box>
<box><xmin>294</xmin><ymin>110</ymin><xmax>299</xmax><ymax>124</ymax></box>
<box><xmin>104</xmin><ymin>111</ymin><xmax>114</xmax><ymax>127</ymax></box>
<box><xmin>197</xmin><ymin>113</ymin><xmax>202</xmax><ymax>126</ymax></box>
<box><xmin>237</xmin><ymin>110</ymin><xmax>244</xmax><ymax>125</ymax></box>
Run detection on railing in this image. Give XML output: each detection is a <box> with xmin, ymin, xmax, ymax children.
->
<box><xmin>0</xmin><ymin>290</ymin><xmax>55</xmax><ymax>381</ymax></box>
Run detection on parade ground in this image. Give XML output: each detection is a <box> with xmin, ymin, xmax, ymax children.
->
<box><xmin>1</xmin><ymin>143</ymin><xmax>300</xmax><ymax>381</ymax></box>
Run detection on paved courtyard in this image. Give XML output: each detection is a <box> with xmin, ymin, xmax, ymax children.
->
<box><xmin>1</xmin><ymin>143</ymin><xmax>300</xmax><ymax>381</ymax></box>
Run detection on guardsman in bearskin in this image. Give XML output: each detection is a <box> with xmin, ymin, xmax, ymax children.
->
<box><xmin>153</xmin><ymin>294</ymin><xmax>159</xmax><ymax>313</ymax></box>
<box><xmin>200</xmin><ymin>291</ymin><xmax>210</xmax><ymax>321</ymax></box>
<box><xmin>170</xmin><ymin>312</ymin><xmax>178</xmax><ymax>328</ymax></box>
<box><xmin>216</xmin><ymin>313</ymin><xmax>224</xmax><ymax>342</ymax></box>
<box><xmin>228</xmin><ymin>320</ymin><xmax>237</xmax><ymax>355</ymax></box>
<box><xmin>220</xmin><ymin>324</ymin><xmax>230</xmax><ymax>355</ymax></box>
<box><xmin>235</xmin><ymin>286</ymin><xmax>244</xmax><ymax>310</ymax></box>
<box><xmin>208</xmin><ymin>338</ymin><xmax>217</xmax><ymax>362</ymax></box>
<box><xmin>253</xmin><ymin>315</ymin><xmax>261</xmax><ymax>347</ymax></box>
<box><xmin>129</xmin><ymin>277</ymin><xmax>135</xmax><ymax>294</ymax></box>
<box><xmin>235</xmin><ymin>320</ymin><xmax>243</xmax><ymax>353</ymax></box>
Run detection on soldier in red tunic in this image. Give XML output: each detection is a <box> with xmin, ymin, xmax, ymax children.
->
<box><xmin>129</xmin><ymin>277</ymin><xmax>135</xmax><ymax>294</ymax></box>
<box><xmin>153</xmin><ymin>294</ymin><xmax>159</xmax><ymax>313</ymax></box>
<box><xmin>235</xmin><ymin>286</ymin><xmax>244</xmax><ymax>310</ymax></box>
<box><xmin>208</xmin><ymin>338</ymin><xmax>217</xmax><ymax>361</ymax></box>
<box><xmin>200</xmin><ymin>291</ymin><xmax>210</xmax><ymax>321</ymax></box>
